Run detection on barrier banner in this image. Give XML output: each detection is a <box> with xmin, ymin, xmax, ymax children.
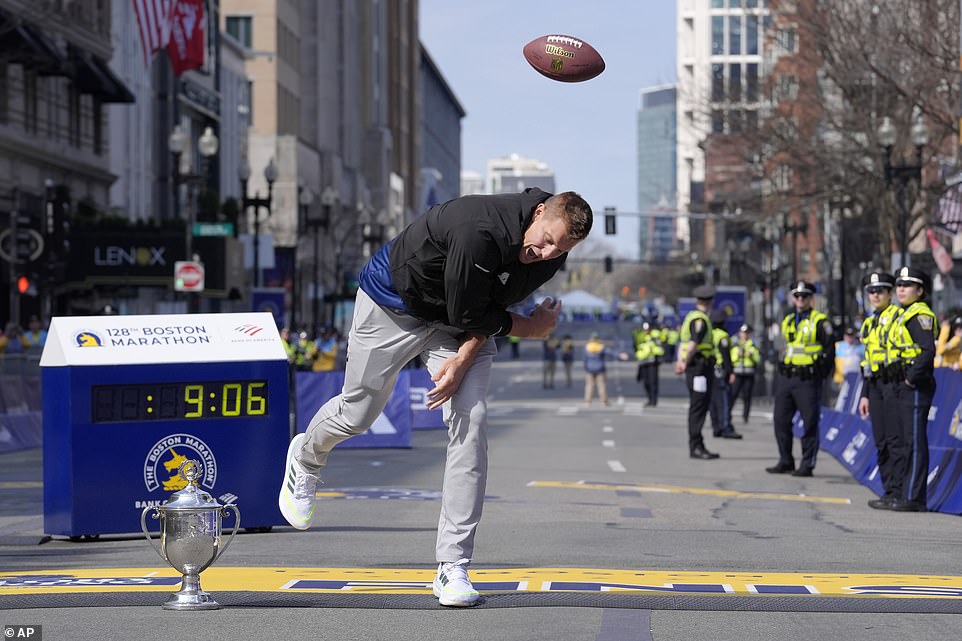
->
<box><xmin>804</xmin><ymin>368</ymin><xmax>962</xmax><ymax>514</ymax></box>
<box><xmin>295</xmin><ymin>371</ymin><xmax>411</xmax><ymax>448</ymax></box>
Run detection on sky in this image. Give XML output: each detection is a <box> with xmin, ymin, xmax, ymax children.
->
<box><xmin>418</xmin><ymin>1</ymin><xmax>677</xmax><ymax>257</ymax></box>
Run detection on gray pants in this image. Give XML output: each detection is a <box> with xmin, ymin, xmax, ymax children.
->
<box><xmin>298</xmin><ymin>288</ymin><xmax>497</xmax><ymax>562</ymax></box>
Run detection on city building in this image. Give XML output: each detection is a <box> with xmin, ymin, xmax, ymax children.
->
<box><xmin>637</xmin><ymin>85</ymin><xmax>678</xmax><ymax>263</ymax></box>
<box><xmin>486</xmin><ymin>153</ymin><xmax>555</xmax><ymax>195</ymax></box>
<box><xmin>419</xmin><ymin>44</ymin><xmax>465</xmax><ymax>215</ymax></box>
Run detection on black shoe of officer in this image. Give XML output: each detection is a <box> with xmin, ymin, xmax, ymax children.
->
<box><xmin>868</xmin><ymin>496</ymin><xmax>894</xmax><ymax>510</ymax></box>
<box><xmin>720</xmin><ymin>430</ymin><xmax>743</xmax><ymax>439</ymax></box>
<box><xmin>791</xmin><ymin>467</ymin><xmax>813</xmax><ymax>477</ymax></box>
<box><xmin>889</xmin><ymin>499</ymin><xmax>927</xmax><ymax>512</ymax></box>
<box><xmin>690</xmin><ymin>446</ymin><xmax>720</xmax><ymax>460</ymax></box>
<box><xmin>765</xmin><ymin>462</ymin><xmax>795</xmax><ymax>474</ymax></box>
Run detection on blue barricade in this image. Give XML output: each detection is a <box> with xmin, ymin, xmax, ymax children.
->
<box><xmin>295</xmin><ymin>370</ymin><xmax>415</xmax><ymax>448</ymax></box>
<box><xmin>809</xmin><ymin>369</ymin><xmax>962</xmax><ymax>514</ymax></box>
<box><xmin>407</xmin><ymin>368</ymin><xmax>445</xmax><ymax>430</ymax></box>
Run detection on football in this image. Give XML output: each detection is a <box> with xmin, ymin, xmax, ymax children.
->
<box><xmin>522</xmin><ymin>34</ymin><xmax>605</xmax><ymax>83</ymax></box>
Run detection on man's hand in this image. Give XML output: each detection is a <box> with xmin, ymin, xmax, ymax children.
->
<box><xmin>510</xmin><ymin>297</ymin><xmax>563</xmax><ymax>339</ymax></box>
<box><xmin>426</xmin><ymin>355</ymin><xmax>468</xmax><ymax>410</ymax></box>
<box><xmin>858</xmin><ymin>396</ymin><xmax>870</xmax><ymax>419</ymax></box>
<box><xmin>674</xmin><ymin>360</ymin><xmax>685</xmax><ymax>375</ymax></box>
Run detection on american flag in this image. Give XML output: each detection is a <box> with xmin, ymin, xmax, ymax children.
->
<box><xmin>936</xmin><ymin>181</ymin><xmax>962</xmax><ymax>234</ymax></box>
<box><xmin>133</xmin><ymin>0</ymin><xmax>174</xmax><ymax>65</ymax></box>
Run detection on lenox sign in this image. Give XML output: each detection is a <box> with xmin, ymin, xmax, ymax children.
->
<box><xmin>94</xmin><ymin>245</ymin><xmax>167</xmax><ymax>267</ymax></box>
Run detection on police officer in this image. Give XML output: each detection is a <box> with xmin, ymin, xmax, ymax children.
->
<box><xmin>730</xmin><ymin>323</ymin><xmax>760</xmax><ymax>424</ymax></box>
<box><xmin>709</xmin><ymin>309</ymin><xmax>742</xmax><ymax>439</ymax></box>
<box><xmin>886</xmin><ymin>266</ymin><xmax>937</xmax><ymax>512</ymax></box>
<box><xmin>766</xmin><ymin>280</ymin><xmax>835</xmax><ymax>476</ymax></box>
<box><xmin>633</xmin><ymin>321</ymin><xmax>662</xmax><ymax>406</ymax></box>
<box><xmin>675</xmin><ymin>285</ymin><xmax>721</xmax><ymax>459</ymax></box>
<box><xmin>857</xmin><ymin>271</ymin><xmax>900</xmax><ymax>509</ymax></box>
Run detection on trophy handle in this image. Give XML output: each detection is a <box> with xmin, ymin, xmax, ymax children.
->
<box><xmin>140</xmin><ymin>507</ymin><xmax>166</xmax><ymax>562</ymax></box>
<box><xmin>213</xmin><ymin>504</ymin><xmax>240</xmax><ymax>564</ymax></box>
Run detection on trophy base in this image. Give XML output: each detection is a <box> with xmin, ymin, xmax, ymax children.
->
<box><xmin>162</xmin><ymin>573</ymin><xmax>222</xmax><ymax>610</ymax></box>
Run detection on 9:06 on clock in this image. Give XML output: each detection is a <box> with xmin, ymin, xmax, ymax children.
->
<box><xmin>92</xmin><ymin>380</ymin><xmax>269</xmax><ymax>423</ymax></box>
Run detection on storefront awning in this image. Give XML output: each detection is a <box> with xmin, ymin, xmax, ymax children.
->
<box><xmin>68</xmin><ymin>46</ymin><xmax>135</xmax><ymax>104</ymax></box>
<box><xmin>0</xmin><ymin>20</ymin><xmax>68</xmax><ymax>75</ymax></box>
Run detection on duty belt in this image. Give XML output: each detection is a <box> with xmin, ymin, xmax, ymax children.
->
<box><xmin>779</xmin><ymin>363</ymin><xmax>816</xmax><ymax>380</ymax></box>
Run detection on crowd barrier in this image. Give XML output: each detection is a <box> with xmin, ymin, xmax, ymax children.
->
<box><xmin>294</xmin><ymin>368</ymin><xmax>445</xmax><ymax>449</ymax></box>
<box><xmin>813</xmin><ymin>369</ymin><xmax>962</xmax><ymax>514</ymax></box>
<box><xmin>0</xmin><ymin>355</ymin><xmax>42</xmax><ymax>454</ymax></box>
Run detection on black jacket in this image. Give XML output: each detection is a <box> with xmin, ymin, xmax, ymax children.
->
<box><xmin>388</xmin><ymin>188</ymin><xmax>566</xmax><ymax>336</ymax></box>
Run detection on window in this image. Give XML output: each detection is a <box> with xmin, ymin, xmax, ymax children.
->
<box><xmin>226</xmin><ymin>16</ymin><xmax>252</xmax><ymax>47</ymax></box>
<box><xmin>712</xmin><ymin>64</ymin><xmax>724</xmax><ymax>101</ymax></box>
<box><xmin>729</xmin><ymin>64</ymin><xmax>742</xmax><ymax>102</ymax></box>
<box><xmin>729</xmin><ymin>109</ymin><xmax>743</xmax><ymax>133</ymax></box>
<box><xmin>712</xmin><ymin>0</ymin><xmax>725</xmax><ymax>7</ymax></box>
<box><xmin>772</xmin><ymin>164</ymin><xmax>792</xmax><ymax>192</ymax></box>
<box><xmin>711</xmin><ymin>110</ymin><xmax>724</xmax><ymax>133</ymax></box>
<box><xmin>729</xmin><ymin>15</ymin><xmax>742</xmax><ymax>55</ymax></box>
<box><xmin>778</xmin><ymin>28</ymin><xmax>797</xmax><ymax>54</ymax></box>
<box><xmin>23</xmin><ymin>71</ymin><xmax>37</xmax><ymax>134</ymax></box>
<box><xmin>712</xmin><ymin>16</ymin><xmax>724</xmax><ymax>55</ymax></box>
<box><xmin>746</xmin><ymin>15</ymin><xmax>758</xmax><ymax>54</ymax></box>
<box><xmin>0</xmin><ymin>62</ymin><xmax>7</xmax><ymax>124</ymax></box>
<box><xmin>746</xmin><ymin>63</ymin><xmax>758</xmax><ymax>101</ymax></box>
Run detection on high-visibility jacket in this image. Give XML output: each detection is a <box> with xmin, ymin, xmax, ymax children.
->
<box><xmin>680</xmin><ymin>309</ymin><xmax>713</xmax><ymax>360</ymax></box>
<box><xmin>859</xmin><ymin>303</ymin><xmax>900</xmax><ymax>376</ymax></box>
<box><xmin>781</xmin><ymin>309</ymin><xmax>828</xmax><ymax>366</ymax></box>
<box><xmin>888</xmin><ymin>301</ymin><xmax>937</xmax><ymax>363</ymax></box>
<box><xmin>731</xmin><ymin>338</ymin><xmax>760</xmax><ymax>374</ymax></box>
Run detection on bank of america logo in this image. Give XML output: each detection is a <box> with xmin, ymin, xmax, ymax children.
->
<box><xmin>235</xmin><ymin>324</ymin><xmax>264</xmax><ymax>336</ymax></box>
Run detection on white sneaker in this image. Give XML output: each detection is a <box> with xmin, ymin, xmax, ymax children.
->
<box><xmin>278</xmin><ymin>433</ymin><xmax>319</xmax><ymax>530</ymax></box>
<box><xmin>433</xmin><ymin>559</ymin><xmax>480</xmax><ymax>607</ymax></box>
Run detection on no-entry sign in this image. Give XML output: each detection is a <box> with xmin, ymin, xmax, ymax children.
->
<box><xmin>174</xmin><ymin>260</ymin><xmax>205</xmax><ymax>292</ymax></box>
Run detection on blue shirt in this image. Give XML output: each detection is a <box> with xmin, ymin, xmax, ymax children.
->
<box><xmin>358</xmin><ymin>241</ymin><xmax>408</xmax><ymax>313</ymax></box>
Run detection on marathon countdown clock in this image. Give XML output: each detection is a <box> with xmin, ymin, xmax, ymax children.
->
<box><xmin>40</xmin><ymin>312</ymin><xmax>290</xmax><ymax>537</ymax></box>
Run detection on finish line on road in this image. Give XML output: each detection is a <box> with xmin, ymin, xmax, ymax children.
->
<box><xmin>2</xmin><ymin>567</ymin><xmax>960</xmax><ymax>598</ymax></box>
<box><xmin>528</xmin><ymin>480</ymin><xmax>852</xmax><ymax>505</ymax></box>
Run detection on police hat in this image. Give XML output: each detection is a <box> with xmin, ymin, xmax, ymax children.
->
<box><xmin>693</xmin><ymin>285</ymin><xmax>715</xmax><ymax>300</ymax></box>
<box><xmin>843</xmin><ymin>326</ymin><xmax>857</xmax><ymax>336</ymax></box>
<box><xmin>895</xmin><ymin>266</ymin><xmax>932</xmax><ymax>293</ymax></box>
<box><xmin>739</xmin><ymin>323</ymin><xmax>753</xmax><ymax>333</ymax></box>
<box><xmin>862</xmin><ymin>271</ymin><xmax>895</xmax><ymax>289</ymax></box>
<box><xmin>709</xmin><ymin>308</ymin><xmax>728</xmax><ymax>325</ymax></box>
<box><xmin>790</xmin><ymin>280</ymin><xmax>816</xmax><ymax>295</ymax></box>
<box><xmin>641</xmin><ymin>322</ymin><xmax>651</xmax><ymax>331</ymax></box>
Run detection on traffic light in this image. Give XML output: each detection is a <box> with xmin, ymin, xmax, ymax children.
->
<box><xmin>621</xmin><ymin>285</ymin><xmax>629</xmax><ymax>297</ymax></box>
<box><xmin>604</xmin><ymin>256</ymin><xmax>613</xmax><ymax>273</ymax></box>
<box><xmin>17</xmin><ymin>274</ymin><xmax>38</xmax><ymax>296</ymax></box>
<box><xmin>604</xmin><ymin>206</ymin><xmax>617</xmax><ymax>235</ymax></box>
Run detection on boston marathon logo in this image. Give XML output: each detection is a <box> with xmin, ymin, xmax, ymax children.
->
<box><xmin>0</xmin><ymin>574</ymin><xmax>181</xmax><ymax>588</ymax></box>
<box><xmin>143</xmin><ymin>434</ymin><xmax>217</xmax><ymax>493</ymax></box>
<box><xmin>73</xmin><ymin>331</ymin><xmax>104</xmax><ymax>347</ymax></box>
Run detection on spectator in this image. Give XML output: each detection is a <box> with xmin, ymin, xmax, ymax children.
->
<box><xmin>935</xmin><ymin>316</ymin><xmax>962</xmax><ymax>369</ymax></box>
<box><xmin>560</xmin><ymin>334</ymin><xmax>575</xmax><ymax>388</ymax></box>
<box><xmin>542</xmin><ymin>333</ymin><xmax>559</xmax><ymax>389</ymax></box>
<box><xmin>834</xmin><ymin>327</ymin><xmax>865</xmax><ymax>383</ymax></box>
<box><xmin>312</xmin><ymin>327</ymin><xmax>340</xmax><ymax>372</ymax></box>
<box><xmin>22</xmin><ymin>315</ymin><xmax>47</xmax><ymax>356</ymax></box>
<box><xmin>583</xmin><ymin>333</ymin><xmax>609</xmax><ymax>406</ymax></box>
<box><xmin>1</xmin><ymin>322</ymin><xmax>25</xmax><ymax>355</ymax></box>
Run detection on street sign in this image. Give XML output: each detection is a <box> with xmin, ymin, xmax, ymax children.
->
<box><xmin>192</xmin><ymin>222</ymin><xmax>234</xmax><ymax>237</ymax></box>
<box><xmin>174</xmin><ymin>260</ymin><xmax>205</xmax><ymax>292</ymax></box>
<box><xmin>0</xmin><ymin>228</ymin><xmax>44</xmax><ymax>264</ymax></box>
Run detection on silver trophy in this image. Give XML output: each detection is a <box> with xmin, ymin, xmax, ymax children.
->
<box><xmin>141</xmin><ymin>459</ymin><xmax>240</xmax><ymax>610</ymax></box>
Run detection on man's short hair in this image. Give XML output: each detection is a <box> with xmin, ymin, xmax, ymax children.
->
<box><xmin>545</xmin><ymin>191</ymin><xmax>592</xmax><ymax>241</ymax></box>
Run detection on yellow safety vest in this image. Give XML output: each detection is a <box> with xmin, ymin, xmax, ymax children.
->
<box><xmin>711</xmin><ymin>327</ymin><xmax>730</xmax><ymax>366</ymax></box>
<box><xmin>731</xmin><ymin>339</ymin><xmax>760</xmax><ymax>374</ymax></box>
<box><xmin>680</xmin><ymin>309</ymin><xmax>714</xmax><ymax>360</ymax></box>
<box><xmin>859</xmin><ymin>303</ymin><xmax>900</xmax><ymax>375</ymax></box>
<box><xmin>888</xmin><ymin>301</ymin><xmax>937</xmax><ymax>363</ymax></box>
<box><xmin>781</xmin><ymin>309</ymin><xmax>828</xmax><ymax>366</ymax></box>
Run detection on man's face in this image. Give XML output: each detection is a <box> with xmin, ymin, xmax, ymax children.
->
<box><xmin>519</xmin><ymin>203</ymin><xmax>579</xmax><ymax>264</ymax></box>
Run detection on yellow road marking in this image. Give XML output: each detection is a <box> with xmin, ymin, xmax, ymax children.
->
<box><xmin>528</xmin><ymin>481</ymin><xmax>852</xmax><ymax>505</ymax></box>
<box><xmin>1</xmin><ymin>567</ymin><xmax>959</xmax><ymax>598</ymax></box>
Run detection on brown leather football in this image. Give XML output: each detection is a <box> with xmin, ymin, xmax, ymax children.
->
<box><xmin>522</xmin><ymin>34</ymin><xmax>605</xmax><ymax>83</ymax></box>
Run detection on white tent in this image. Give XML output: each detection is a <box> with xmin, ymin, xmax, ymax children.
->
<box><xmin>537</xmin><ymin>289</ymin><xmax>608</xmax><ymax>312</ymax></box>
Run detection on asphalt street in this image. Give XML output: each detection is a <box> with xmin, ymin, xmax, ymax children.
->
<box><xmin>2</xmin><ymin>351</ymin><xmax>962</xmax><ymax>641</ymax></box>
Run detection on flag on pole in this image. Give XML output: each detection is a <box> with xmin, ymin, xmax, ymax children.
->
<box><xmin>927</xmin><ymin>228</ymin><xmax>954</xmax><ymax>275</ymax></box>
<box><xmin>935</xmin><ymin>181</ymin><xmax>962</xmax><ymax>234</ymax></box>
<box><xmin>133</xmin><ymin>0</ymin><xmax>174</xmax><ymax>65</ymax></box>
<box><xmin>167</xmin><ymin>0</ymin><xmax>206</xmax><ymax>76</ymax></box>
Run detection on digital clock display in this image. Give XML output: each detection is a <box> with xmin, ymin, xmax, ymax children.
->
<box><xmin>92</xmin><ymin>380</ymin><xmax>269</xmax><ymax>423</ymax></box>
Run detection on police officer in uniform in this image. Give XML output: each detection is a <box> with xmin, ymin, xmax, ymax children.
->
<box><xmin>857</xmin><ymin>271</ymin><xmax>900</xmax><ymax>509</ymax></box>
<box><xmin>730</xmin><ymin>323</ymin><xmax>760</xmax><ymax>424</ymax></box>
<box><xmin>709</xmin><ymin>309</ymin><xmax>742</xmax><ymax>439</ymax></box>
<box><xmin>886</xmin><ymin>266</ymin><xmax>937</xmax><ymax>512</ymax></box>
<box><xmin>766</xmin><ymin>281</ymin><xmax>835</xmax><ymax>476</ymax></box>
<box><xmin>633</xmin><ymin>321</ymin><xmax>663</xmax><ymax>406</ymax></box>
<box><xmin>675</xmin><ymin>285</ymin><xmax>721</xmax><ymax>459</ymax></box>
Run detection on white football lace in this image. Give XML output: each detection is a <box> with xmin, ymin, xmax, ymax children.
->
<box><xmin>546</xmin><ymin>35</ymin><xmax>583</xmax><ymax>48</ymax></box>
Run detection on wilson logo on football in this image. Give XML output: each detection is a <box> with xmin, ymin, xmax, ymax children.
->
<box><xmin>235</xmin><ymin>324</ymin><xmax>264</xmax><ymax>336</ymax></box>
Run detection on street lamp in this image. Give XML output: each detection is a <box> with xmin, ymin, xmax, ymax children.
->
<box><xmin>169</xmin><ymin>124</ymin><xmax>218</xmax><ymax>311</ymax></box>
<box><xmin>878</xmin><ymin>110</ymin><xmax>929</xmax><ymax>267</ymax></box>
<box><xmin>239</xmin><ymin>157</ymin><xmax>277</xmax><ymax>287</ymax></box>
